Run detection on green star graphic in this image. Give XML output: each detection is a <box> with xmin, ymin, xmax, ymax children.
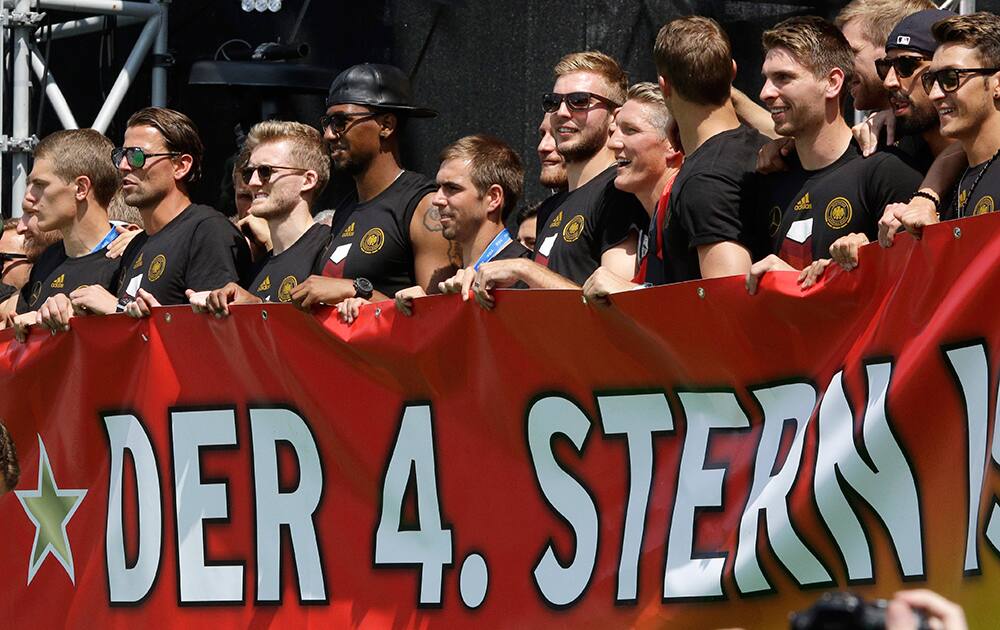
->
<box><xmin>15</xmin><ymin>435</ymin><xmax>87</xmax><ymax>585</ymax></box>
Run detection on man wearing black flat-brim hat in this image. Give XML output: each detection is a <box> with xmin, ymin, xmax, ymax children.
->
<box><xmin>290</xmin><ymin>63</ymin><xmax>458</xmax><ymax>309</ymax></box>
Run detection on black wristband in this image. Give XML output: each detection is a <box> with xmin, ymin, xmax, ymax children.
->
<box><xmin>911</xmin><ymin>190</ymin><xmax>940</xmax><ymax>210</ymax></box>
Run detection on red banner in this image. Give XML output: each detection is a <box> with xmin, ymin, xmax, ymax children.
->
<box><xmin>2</xmin><ymin>215</ymin><xmax>1000</xmax><ymax>628</ymax></box>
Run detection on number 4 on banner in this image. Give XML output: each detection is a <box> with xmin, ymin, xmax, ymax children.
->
<box><xmin>374</xmin><ymin>404</ymin><xmax>453</xmax><ymax>605</ymax></box>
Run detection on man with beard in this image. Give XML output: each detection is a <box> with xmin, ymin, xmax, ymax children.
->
<box><xmin>829</xmin><ymin>8</ymin><xmax>957</xmax><ymax>270</ymax></box>
<box><xmin>836</xmin><ymin>0</ymin><xmax>936</xmax><ymax>112</ymax></box>
<box><xmin>194</xmin><ymin>121</ymin><xmax>331</xmax><ymax>315</ymax></box>
<box><xmin>0</xmin><ymin>218</ymin><xmax>45</xmax><ymax>321</ymax></box>
<box><xmin>68</xmin><ymin>107</ymin><xmax>250</xmax><ymax>316</ymax></box>
<box><xmin>468</xmin><ymin>52</ymin><xmax>647</xmax><ymax>306</ymax></box>
<box><xmin>745</xmin><ymin>16</ymin><xmax>922</xmax><ymax>294</ymax></box>
<box><xmin>537</xmin><ymin>114</ymin><xmax>568</xmax><ymax>193</ymax></box>
<box><xmin>292</xmin><ymin>63</ymin><xmax>455</xmax><ymax>309</ymax></box>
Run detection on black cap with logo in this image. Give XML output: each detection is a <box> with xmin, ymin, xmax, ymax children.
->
<box><xmin>885</xmin><ymin>8</ymin><xmax>958</xmax><ymax>56</ymax></box>
<box><xmin>325</xmin><ymin>63</ymin><xmax>437</xmax><ymax>118</ymax></box>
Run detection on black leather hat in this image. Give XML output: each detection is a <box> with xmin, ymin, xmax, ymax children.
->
<box><xmin>325</xmin><ymin>63</ymin><xmax>437</xmax><ymax>118</ymax></box>
<box><xmin>885</xmin><ymin>9</ymin><xmax>957</xmax><ymax>56</ymax></box>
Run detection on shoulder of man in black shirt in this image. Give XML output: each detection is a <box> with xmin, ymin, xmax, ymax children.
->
<box><xmin>17</xmin><ymin>239</ymin><xmax>122</xmax><ymax>314</ymax></box>
<box><xmin>492</xmin><ymin>238</ymin><xmax>532</xmax><ymax>262</ymax></box>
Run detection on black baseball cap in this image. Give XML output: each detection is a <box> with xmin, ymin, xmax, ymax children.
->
<box><xmin>885</xmin><ymin>9</ymin><xmax>957</xmax><ymax>56</ymax></box>
<box><xmin>325</xmin><ymin>63</ymin><xmax>437</xmax><ymax>118</ymax></box>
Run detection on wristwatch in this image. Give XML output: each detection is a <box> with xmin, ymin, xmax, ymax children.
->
<box><xmin>353</xmin><ymin>277</ymin><xmax>374</xmax><ymax>300</ymax></box>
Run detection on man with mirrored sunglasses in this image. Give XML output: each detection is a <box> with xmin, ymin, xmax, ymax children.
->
<box><xmin>69</xmin><ymin>107</ymin><xmax>251</xmax><ymax>317</ymax></box>
<box><xmin>299</xmin><ymin>63</ymin><xmax>456</xmax><ymax>310</ymax></box>
<box><xmin>191</xmin><ymin>121</ymin><xmax>331</xmax><ymax>315</ymax></box>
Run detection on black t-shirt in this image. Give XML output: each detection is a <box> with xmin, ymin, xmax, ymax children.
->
<box><xmin>316</xmin><ymin>170</ymin><xmax>436</xmax><ymax>297</ymax></box>
<box><xmin>652</xmin><ymin>125</ymin><xmax>769</xmax><ymax>285</ymax></box>
<box><xmin>116</xmin><ymin>204</ymin><xmax>251</xmax><ymax>306</ymax></box>
<box><xmin>893</xmin><ymin>134</ymin><xmax>936</xmax><ymax>175</ymax></box>
<box><xmin>491</xmin><ymin>238</ymin><xmax>532</xmax><ymax>262</ymax></box>
<box><xmin>942</xmin><ymin>155</ymin><xmax>1000</xmax><ymax>220</ymax></box>
<box><xmin>17</xmin><ymin>241</ymin><xmax>121</xmax><ymax>314</ymax></box>
<box><xmin>764</xmin><ymin>144</ymin><xmax>922</xmax><ymax>269</ymax></box>
<box><xmin>247</xmin><ymin>223</ymin><xmax>331</xmax><ymax>302</ymax></box>
<box><xmin>531</xmin><ymin>165</ymin><xmax>646</xmax><ymax>285</ymax></box>
<box><xmin>0</xmin><ymin>283</ymin><xmax>16</xmax><ymax>303</ymax></box>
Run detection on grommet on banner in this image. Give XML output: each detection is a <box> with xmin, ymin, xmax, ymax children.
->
<box><xmin>375</xmin><ymin>307</ymin><xmax>382</xmax><ymax>318</ymax></box>
<box><xmin>141</xmin><ymin>333</ymin><xmax>149</xmax><ymax>342</ymax></box>
<box><xmin>164</xmin><ymin>313</ymin><xmax>172</xmax><ymax>323</ymax></box>
<box><xmin>261</xmin><ymin>310</ymin><xmax>268</xmax><ymax>321</ymax></box>
<box><xmin>954</xmin><ymin>227</ymin><xmax>962</xmax><ymax>239</ymax></box>
<box><xmin>697</xmin><ymin>287</ymin><xmax>706</xmax><ymax>299</ymax></box>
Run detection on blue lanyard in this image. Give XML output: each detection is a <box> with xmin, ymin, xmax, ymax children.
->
<box><xmin>91</xmin><ymin>226</ymin><xmax>119</xmax><ymax>253</ymax></box>
<box><xmin>473</xmin><ymin>229</ymin><xmax>513</xmax><ymax>271</ymax></box>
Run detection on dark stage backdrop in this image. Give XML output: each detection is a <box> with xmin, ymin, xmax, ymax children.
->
<box><xmin>14</xmin><ymin>0</ymin><xmax>998</xmax><ymax>216</ymax></box>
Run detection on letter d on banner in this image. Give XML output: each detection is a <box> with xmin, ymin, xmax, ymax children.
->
<box><xmin>104</xmin><ymin>414</ymin><xmax>162</xmax><ymax>603</ymax></box>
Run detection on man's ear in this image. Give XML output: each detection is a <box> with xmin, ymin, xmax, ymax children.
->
<box><xmin>485</xmin><ymin>184</ymin><xmax>504</xmax><ymax>217</ymax></box>
<box><xmin>300</xmin><ymin>169</ymin><xmax>319</xmax><ymax>194</ymax></box>
<box><xmin>173</xmin><ymin>154</ymin><xmax>195</xmax><ymax>182</ymax></box>
<box><xmin>658</xmin><ymin>75</ymin><xmax>672</xmax><ymax>99</ymax></box>
<box><xmin>826</xmin><ymin>67</ymin><xmax>846</xmax><ymax>101</ymax></box>
<box><xmin>379</xmin><ymin>113</ymin><xmax>399</xmax><ymax>139</ymax></box>
<box><xmin>74</xmin><ymin>175</ymin><xmax>93</xmax><ymax>202</ymax></box>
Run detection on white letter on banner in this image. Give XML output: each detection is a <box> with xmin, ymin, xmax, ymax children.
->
<box><xmin>375</xmin><ymin>404</ymin><xmax>452</xmax><ymax>605</ymax></box>
<box><xmin>736</xmin><ymin>383</ymin><xmax>831</xmax><ymax>594</ymax></box>
<box><xmin>943</xmin><ymin>344</ymin><xmax>990</xmax><ymax>573</ymax></box>
<box><xmin>814</xmin><ymin>365</ymin><xmax>923</xmax><ymax>581</ymax></box>
<box><xmin>664</xmin><ymin>391</ymin><xmax>749</xmax><ymax>600</ymax></box>
<box><xmin>104</xmin><ymin>413</ymin><xmax>162</xmax><ymax>603</ymax></box>
<box><xmin>529</xmin><ymin>396</ymin><xmax>598</xmax><ymax>607</ymax></box>
<box><xmin>597</xmin><ymin>393</ymin><xmax>673</xmax><ymax>603</ymax></box>
<box><xmin>171</xmin><ymin>409</ymin><xmax>243</xmax><ymax>603</ymax></box>
<box><xmin>251</xmin><ymin>408</ymin><xmax>326</xmax><ymax>602</ymax></box>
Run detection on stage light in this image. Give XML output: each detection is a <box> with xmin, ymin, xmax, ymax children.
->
<box><xmin>241</xmin><ymin>0</ymin><xmax>253</xmax><ymax>10</ymax></box>
<box><xmin>267</xmin><ymin>0</ymin><xmax>281</xmax><ymax>11</ymax></box>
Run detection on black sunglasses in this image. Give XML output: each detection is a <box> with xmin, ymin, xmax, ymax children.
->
<box><xmin>541</xmin><ymin>91</ymin><xmax>621</xmax><ymax>114</ymax></box>
<box><xmin>874</xmin><ymin>55</ymin><xmax>928</xmax><ymax>81</ymax></box>
<box><xmin>240</xmin><ymin>164</ymin><xmax>308</xmax><ymax>185</ymax></box>
<box><xmin>921</xmin><ymin>67</ymin><xmax>1000</xmax><ymax>94</ymax></box>
<box><xmin>319</xmin><ymin>111</ymin><xmax>378</xmax><ymax>134</ymax></box>
<box><xmin>112</xmin><ymin>146</ymin><xmax>180</xmax><ymax>169</ymax></box>
<box><xmin>0</xmin><ymin>252</ymin><xmax>27</xmax><ymax>263</ymax></box>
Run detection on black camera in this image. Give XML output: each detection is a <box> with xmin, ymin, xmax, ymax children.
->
<box><xmin>790</xmin><ymin>591</ymin><xmax>931</xmax><ymax>630</ymax></box>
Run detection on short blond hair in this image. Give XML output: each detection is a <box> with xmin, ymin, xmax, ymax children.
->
<box><xmin>624</xmin><ymin>82</ymin><xmax>671</xmax><ymax>135</ymax></box>
<box><xmin>34</xmin><ymin>129</ymin><xmax>119</xmax><ymax>206</ymax></box>
<box><xmin>654</xmin><ymin>16</ymin><xmax>734</xmax><ymax>106</ymax></box>
<box><xmin>835</xmin><ymin>0</ymin><xmax>935</xmax><ymax>47</ymax></box>
<box><xmin>246</xmin><ymin>120</ymin><xmax>330</xmax><ymax>200</ymax></box>
<box><xmin>554</xmin><ymin>51</ymin><xmax>627</xmax><ymax>104</ymax></box>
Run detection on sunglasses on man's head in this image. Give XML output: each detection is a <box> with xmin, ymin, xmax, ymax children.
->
<box><xmin>239</xmin><ymin>164</ymin><xmax>308</xmax><ymax>185</ymax></box>
<box><xmin>111</xmin><ymin>146</ymin><xmax>180</xmax><ymax>169</ymax></box>
<box><xmin>921</xmin><ymin>67</ymin><xmax>1000</xmax><ymax>94</ymax></box>
<box><xmin>874</xmin><ymin>55</ymin><xmax>929</xmax><ymax>81</ymax></box>
<box><xmin>319</xmin><ymin>111</ymin><xmax>377</xmax><ymax>134</ymax></box>
<box><xmin>541</xmin><ymin>91</ymin><xmax>621</xmax><ymax>114</ymax></box>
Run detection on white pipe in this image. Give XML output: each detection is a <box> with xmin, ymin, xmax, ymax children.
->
<box><xmin>10</xmin><ymin>0</ymin><xmax>32</xmax><ymax>218</ymax></box>
<box><xmin>150</xmin><ymin>0</ymin><xmax>165</xmax><ymax>106</ymax></box>
<box><xmin>39</xmin><ymin>15</ymin><xmax>142</xmax><ymax>40</ymax></box>
<box><xmin>28</xmin><ymin>45</ymin><xmax>78</xmax><ymax>129</ymax></box>
<box><xmin>1</xmin><ymin>21</ymin><xmax>6</xmax><ymax>215</ymax></box>
<box><xmin>91</xmin><ymin>14</ymin><xmax>159</xmax><ymax>133</ymax></box>
<box><xmin>959</xmin><ymin>0</ymin><xmax>975</xmax><ymax>14</ymax></box>
<box><xmin>37</xmin><ymin>0</ymin><xmax>160</xmax><ymax>18</ymax></box>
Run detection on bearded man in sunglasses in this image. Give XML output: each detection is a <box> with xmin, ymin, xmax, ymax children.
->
<box><xmin>466</xmin><ymin>52</ymin><xmax>647</xmax><ymax>303</ymax></box>
<box><xmin>294</xmin><ymin>63</ymin><xmax>455</xmax><ymax>309</ymax></box>
<box><xmin>192</xmin><ymin>121</ymin><xmax>332</xmax><ymax>315</ymax></box>
<box><xmin>745</xmin><ymin>16</ymin><xmax>922</xmax><ymax>294</ymax></box>
<box><xmin>69</xmin><ymin>107</ymin><xmax>251</xmax><ymax>317</ymax></box>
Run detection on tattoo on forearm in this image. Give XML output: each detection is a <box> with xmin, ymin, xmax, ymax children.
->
<box><xmin>423</xmin><ymin>205</ymin><xmax>444</xmax><ymax>232</ymax></box>
<box><xmin>448</xmin><ymin>241</ymin><xmax>463</xmax><ymax>268</ymax></box>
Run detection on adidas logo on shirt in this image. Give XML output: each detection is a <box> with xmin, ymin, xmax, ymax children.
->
<box><xmin>341</xmin><ymin>222</ymin><xmax>355</xmax><ymax>238</ymax></box>
<box><xmin>793</xmin><ymin>193</ymin><xmax>812</xmax><ymax>212</ymax></box>
<box><xmin>549</xmin><ymin>211</ymin><xmax>563</xmax><ymax>228</ymax></box>
<box><xmin>50</xmin><ymin>274</ymin><xmax>65</xmax><ymax>289</ymax></box>
<box><xmin>257</xmin><ymin>275</ymin><xmax>271</xmax><ymax>292</ymax></box>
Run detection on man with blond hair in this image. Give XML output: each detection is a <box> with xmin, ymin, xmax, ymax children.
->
<box><xmin>746</xmin><ymin>16</ymin><xmax>921</xmax><ymax>294</ymax></box>
<box><xmin>653</xmin><ymin>16</ymin><xmax>769</xmax><ymax>283</ymax></box>
<box><xmin>582</xmin><ymin>82</ymin><xmax>683</xmax><ymax>302</ymax></box>
<box><xmin>468</xmin><ymin>51</ymin><xmax>646</xmax><ymax>305</ymax></box>
<box><xmin>835</xmin><ymin>0</ymin><xmax>936</xmax><ymax>111</ymax></box>
<box><xmin>197</xmin><ymin>120</ymin><xmax>332</xmax><ymax>315</ymax></box>
<box><xmin>11</xmin><ymin>129</ymin><xmax>123</xmax><ymax>332</ymax></box>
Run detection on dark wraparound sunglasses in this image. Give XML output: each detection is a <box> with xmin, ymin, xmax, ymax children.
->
<box><xmin>319</xmin><ymin>112</ymin><xmax>377</xmax><ymax>134</ymax></box>
<box><xmin>541</xmin><ymin>91</ymin><xmax>621</xmax><ymax>114</ymax></box>
<box><xmin>0</xmin><ymin>252</ymin><xmax>27</xmax><ymax>263</ymax></box>
<box><xmin>874</xmin><ymin>55</ymin><xmax>929</xmax><ymax>81</ymax></box>
<box><xmin>921</xmin><ymin>67</ymin><xmax>1000</xmax><ymax>94</ymax></box>
<box><xmin>112</xmin><ymin>146</ymin><xmax>180</xmax><ymax>169</ymax></box>
<box><xmin>240</xmin><ymin>164</ymin><xmax>308</xmax><ymax>185</ymax></box>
